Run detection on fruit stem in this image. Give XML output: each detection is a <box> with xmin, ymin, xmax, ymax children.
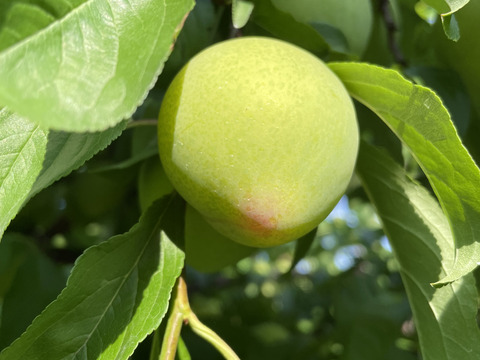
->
<box><xmin>159</xmin><ymin>276</ymin><xmax>240</xmax><ymax>360</ymax></box>
<box><xmin>159</xmin><ymin>278</ymin><xmax>185</xmax><ymax>360</ymax></box>
<box><xmin>185</xmin><ymin>310</ymin><xmax>240</xmax><ymax>360</ymax></box>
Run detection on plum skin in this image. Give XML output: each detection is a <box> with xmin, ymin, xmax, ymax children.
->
<box><xmin>157</xmin><ymin>37</ymin><xmax>358</xmax><ymax>248</ymax></box>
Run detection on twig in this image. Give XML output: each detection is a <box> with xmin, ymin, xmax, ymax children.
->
<box><xmin>159</xmin><ymin>277</ymin><xmax>241</xmax><ymax>360</ymax></box>
<box><xmin>186</xmin><ymin>311</ymin><xmax>240</xmax><ymax>360</ymax></box>
<box><xmin>380</xmin><ymin>0</ymin><xmax>407</xmax><ymax>66</ymax></box>
<box><xmin>159</xmin><ymin>279</ymin><xmax>186</xmax><ymax>360</ymax></box>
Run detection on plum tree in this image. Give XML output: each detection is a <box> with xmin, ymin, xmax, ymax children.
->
<box><xmin>157</xmin><ymin>36</ymin><xmax>358</xmax><ymax>248</ymax></box>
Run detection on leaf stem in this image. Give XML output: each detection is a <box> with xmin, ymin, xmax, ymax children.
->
<box><xmin>185</xmin><ymin>311</ymin><xmax>240</xmax><ymax>360</ymax></box>
<box><xmin>159</xmin><ymin>276</ymin><xmax>240</xmax><ymax>360</ymax></box>
<box><xmin>158</xmin><ymin>279</ymin><xmax>186</xmax><ymax>360</ymax></box>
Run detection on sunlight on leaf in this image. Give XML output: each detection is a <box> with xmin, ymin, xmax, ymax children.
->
<box><xmin>421</xmin><ymin>0</ymin><xmax>469</xmax><ymax>15</ymax></box>
<box><xmin>28</xmin><ymin>120</ymin><xmax>127</xmax><ymax>200</ymax></box>
<box><xmin>357</xmin><ymin>142</ymin><xmax>480</xmax><ymax>360</ymax></box>
<box><xmin>0</xmin><ymin>197</ymin><xmax>185</xmax><ymax>360</ymax></box>
<box><xmin>0</xmin><ymin>0</ymin><xmax>195</xmax><ymax>132</ymax></box>
<box><xmin>0</xmin><ymin>108</ymin><xmax>126</xmax><ymax>240</ymax></box>
<box><xmin>330</xmin><ymin>62</ymin><xmax>480</xmax><ymax>286</ymax></box>
<box><xmin>0</xmin><ymin>109</ymin><xmax>47</xmax><ymax>240</ymax></box>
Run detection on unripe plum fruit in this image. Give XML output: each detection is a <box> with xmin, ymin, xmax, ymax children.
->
<box><xmin>138</xmin><ymin>158</ymin><xmax>256</xmax><ymax>272</ymax></box>
<box><xmin>158</xmin><ymin>37</ymin><xmax>358</xmax><ymax>248</ymax></box>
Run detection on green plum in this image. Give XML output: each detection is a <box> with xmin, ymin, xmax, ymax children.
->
<box><xmin>158</xmin><ymin>37</ymin><xmax>358</xmax><ymax>248</ymax></box>
<box><xmin>138</xmin><ymin>157</ymin><xmax>256</xmax><ymax>272</ymax></box>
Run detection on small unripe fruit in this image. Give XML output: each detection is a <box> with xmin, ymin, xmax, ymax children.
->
<box><xmin>158</xmin><ymin>37</ymin><xmax>358</xmax><ymax>247</ymax></box>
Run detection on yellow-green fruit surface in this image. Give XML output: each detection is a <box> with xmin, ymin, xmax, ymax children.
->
<box><xmin>158</xmin><ymin>37</ymin><xmax>358</xmax><ymax>248</ymax></box>
<box><xmin>138</xmin><ymin>158</ymin><xmax>256</xmax><ymax>272</ymax></box>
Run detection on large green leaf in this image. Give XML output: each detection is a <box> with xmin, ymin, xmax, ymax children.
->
<box><xmin>330</xmin><ymin>62</ymin><xmax>480</xmax><ymax>286</ymax></box>
<box><xmin>356</xmin><ymin>142</ymin><xmax>480</xmax><ymax>360</ymax></box>
<box><xmin>0</xmin><ymin>196</ymin><xmax>185</xmax><ymax>360</ymax></box>
<box><xmin>0</xmin><ymin>109</ymin><xmax>126</xmax><ymax>240</ymax></box>
<box><xmin>0</xmin><ymin>0</ymin><xmax>194</xmax><ymax>132</ymax></box>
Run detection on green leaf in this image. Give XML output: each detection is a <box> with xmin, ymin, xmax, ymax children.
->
<box><xmin>0</xmin><ymin>109</ymin><xmax>126</xmax><ymax>240</ymax></box>
<box><xmin>232</xmin><ymin>0</ymin><xmax>254</xmax><ymax>29</ymax></box>
<box><xmin>421</xmin><ymin>0</ymin><xmax>469</xmax><ymax>15</ymax></box>
<box><xmin>333</xmin><ymin>274</ymin><xmax>407</xmax><ymax>359</ymax></box>
<box><xmin>272</xmin><ymin>0</ymin><xmax>373</xmax><ymax>57</ymax></box>
<box><xmin>356</xmin><ymin>142</ymin><xmax>480</xmax><ymax>360</ymax></box>
<box><xmin>0</xmin><ymin>0</ymin><xmax>195</xmax><ymax>132</ymax></box>
<box><xmin>148</xmin><ymin>328</ymin><xmax>163</xmax><ymax>360</ymax></box>
<box><xmin>0</xmin><ymin>196</ymin><xmax>185</xmax><ymax>360</ymax></box>
<box><xmin>251</xmin><ymin>0</ymin><xmax>330</xmax><ymax>58</ymax></box>
<box><xmin>0</xmin><ymin>234</ymin><xmax>68</xmax><ymax>350</ymax></box>
<box><xmin>138</xmin><ymin>157</ymin><xmax>175</xmax><ymax>213</ymax></box>
<box><xmin>29</xmin><ymin>122</ymin><xmax>128</xmax><ymax>200</ymax></box>
<box><xmin>287</xmin><ymin>228</ymin><xmax>317</xmax><ymax>273</ymax></box>
<box><xmin>92</xmin><ymin>126</ymin><xmax>158</xmax><ymax>173</ymax></box>
<box><xmin>176</xmin><ymin>336</ymin><xmax>192</xmax><ymax>360</ymax></box>
<box><xmin>415</xmin><ymin>2</ymin><xmax>439</xmax><ymax>23</ymax></box>
<box><xmin>329</xmin><ymin>62</ymin><xmax>480</xmax><ymax>286</ymax></box>
<box><xmin>441</xmin><ymin>13</ymin><xmax>460</xmax><ymax>41</ymax></box>
<box><xmin>0</xmin><ymin>109</ymin><xmax>48</xmax><ymax>240</ymax></box>
<box><xmin>403</xmin><ymin>67</ymin><xmax>470</xmax><ymax>136</ymax></box>
<box><xmin>432</xmin><ymin>0</ymin><xmax>480</xmax><ymax>116</ymax></box>
<box><xmin>0</xmin><ymin>2</ymin><xmax>58</xmax><ymax>51</ymax></box>
<box><xmin>161</xmin><ymin>0</ymin><xmax>223</xmax><ymax>77</ymax></box>
<box><xmin>309</xmin><ymin>22</ymin><xmax>350</xmax><ymax>55</ymax></box>
<box><xmin>184</xmin><ymin>205</ymin><xmax>256</xmax><ymax>273</ymax></box>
